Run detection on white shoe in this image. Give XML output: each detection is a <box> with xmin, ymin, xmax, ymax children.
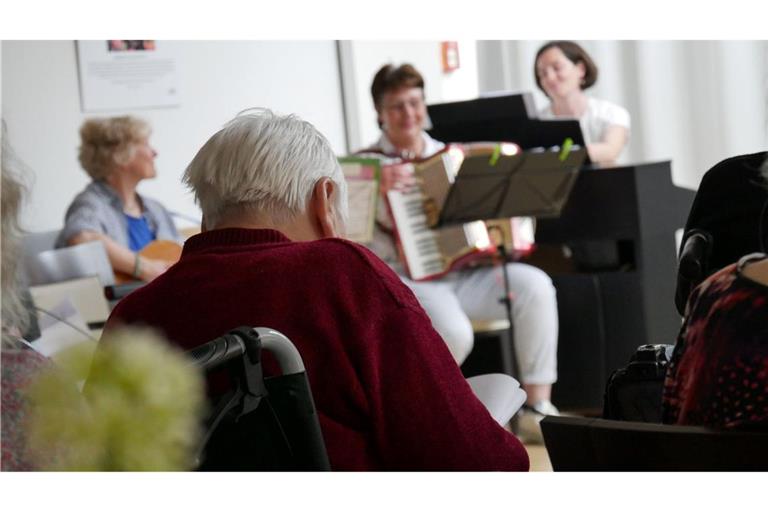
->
<box><xmin>516</xmin><ymin>400</ymin><xmax>560</xmax><ymax>445</ymax></box>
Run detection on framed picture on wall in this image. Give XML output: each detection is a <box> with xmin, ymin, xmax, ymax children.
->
<box><xmin>76</xmin><ymin>40</ymin><xmax>180</xmax><ymax>112</ymax></box>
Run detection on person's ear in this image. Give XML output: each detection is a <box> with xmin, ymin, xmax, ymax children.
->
<box><xmin>310</xmin><ymin>177</ymin><xmax>340</xmax><ymax>238</ymax></box>
<box><xmin>576</xmin><ymin>61</ymin><xmax>586</xmax><ymax>82</ymax></box>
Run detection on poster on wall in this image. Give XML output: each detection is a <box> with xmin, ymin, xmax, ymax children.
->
<box><xmin>76</xmin><ymin>40</ymin><xmax>180</xmax><ymax>112</ymax></box>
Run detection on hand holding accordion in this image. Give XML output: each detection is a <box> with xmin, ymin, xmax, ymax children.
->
<box><xmin>385</xmin><ymin>142</ymin><xmax>585</xmax><ymax>281</ymax></box>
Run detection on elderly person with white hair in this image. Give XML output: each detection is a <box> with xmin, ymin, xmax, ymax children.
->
<box><xmin>102</xmin><ymin>108</ymin><xmax>530</xmax><ymax>471</ymax></box>
<box><xmin>56</xmin><ymin>116</ymin><xmax>180</xmax><ymax>282</ymax></box>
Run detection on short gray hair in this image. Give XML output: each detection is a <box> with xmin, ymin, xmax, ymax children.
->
<box><xmin>183</xmin><ymin>108</ymin><xmax>347</xmax><ymax>228</ymax></box>
<box><xmin>79</xmin><ymin>116</ymin><xmax>151</xmax><ymax>180</ymax></box>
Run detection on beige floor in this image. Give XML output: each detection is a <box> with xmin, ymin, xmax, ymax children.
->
<box><xmin>524</xmin><ymin>443</ymin><xmax>552</xmax><ymax>471</ymax></box>
<box><xmin>515</xmin><ymin>408</ymin><xmax>598</xmax><ymax>471</ymax></box>
<box><xmin>503</xmin><ymin>421</ymin><xmax>553</xmax><ymax>471</ymax></box>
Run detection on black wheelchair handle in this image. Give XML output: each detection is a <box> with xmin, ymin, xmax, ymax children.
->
<box><xmin>254</xmin><ymin>327</ymin><xmax>306</xmax><ymax>375</ymax></box>
<box><xmin>678</xmin><ymin>230</ymin><xmax>712</xmax><ymax>281</ymax></box>
<box><xmin>188</xmin><ymin>333</ymin><xmax>246</xmax><ymax>371</ymax></box>
<box><xmin>188</xmin><ymin>327</ymin><xmax>306</xmax><ymax>375</ymax></box>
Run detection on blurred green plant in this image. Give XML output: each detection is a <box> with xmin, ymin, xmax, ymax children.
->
<box><xmin>26</xmin><ymin>327</ymin><xmax>206</xmax><ymax>471</ymax></box>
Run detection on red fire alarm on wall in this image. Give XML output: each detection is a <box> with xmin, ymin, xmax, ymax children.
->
<box><xmin>441</xmin><ymin>41</ymin><xmax>460</xmax><ymax>73</ymax></box>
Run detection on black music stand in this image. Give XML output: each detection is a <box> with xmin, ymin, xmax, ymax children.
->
<box><xmin>435</xmin><ymin>148</ymin><xmax>587</xmax><ymax>228</ymax></box>
<box><xmin>426</xmin><ymin>93</ymin><xmax>536</xmax><ymax>143</ymax></box>
<box><xmin>427</xmin><ymin>93</ymin><xmax>591</xmax><ymax>165</ymax></box>
<box><xmin>435</xmin><ymin>148</ymin><xmax>587</xmax><ymax>379</ymax></box>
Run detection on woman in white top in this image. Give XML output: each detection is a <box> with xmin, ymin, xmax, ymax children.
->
<box><xmin>535</xmin><ymin>41</ymin><xmax>630</xmax><ymax>165</ymax></box>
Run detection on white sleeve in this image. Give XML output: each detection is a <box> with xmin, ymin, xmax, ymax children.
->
<box><xmin>603</xmin><ymin>101</ymin><xmax>631</xmax><ymax>130</ymax></box>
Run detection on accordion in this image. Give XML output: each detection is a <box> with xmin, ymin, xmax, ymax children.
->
<box><xmin>385</xmin><ymin>144</ymin><xmax>535</xmax><ymax>281</ymax></box>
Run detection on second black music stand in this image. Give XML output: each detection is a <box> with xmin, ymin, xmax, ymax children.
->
<box><xmin>438</xmin><ymin>147</ymin><xmax>587</xmax><ymax>380</ymax></box>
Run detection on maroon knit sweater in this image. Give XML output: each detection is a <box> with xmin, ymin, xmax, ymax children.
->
<box><xmin>105</xmin><ymin>228</ymin><xmax>528</xmax><ymax>471</ymax></box>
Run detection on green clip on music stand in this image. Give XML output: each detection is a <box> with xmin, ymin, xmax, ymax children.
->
<box><xmin>434</xmin><ymin>147</ymin><xmax>587</xmax><ymax>229</ymax></box>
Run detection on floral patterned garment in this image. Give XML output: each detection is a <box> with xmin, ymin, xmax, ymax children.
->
<box><xmin>1</xmin><ymin>346</ymin><xmax>49</xmax><ymax>470</ymax></box>
<box><xmin>662</xmin><ymin>253</ymin><xmax>768</xmax><ymax>430</ymax></box>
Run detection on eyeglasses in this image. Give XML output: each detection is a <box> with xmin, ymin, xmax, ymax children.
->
<box><xmin>382</xmin><ymin>97</ymin><xmax>425</xmax><ymax>113</ymax></box>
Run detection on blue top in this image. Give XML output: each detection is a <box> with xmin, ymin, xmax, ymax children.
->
<box><xmin>125</xmin><ymin>214</ymin><xmax>156</xmax><ymax>251</ymax></box>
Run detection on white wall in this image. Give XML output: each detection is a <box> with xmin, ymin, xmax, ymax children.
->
<box><xmin>477</xmin><ymin>40</ymin><xmax>768</xmax><ymax>189</ymax></box>
<box><xmin>2</xmin><ymin>40</ymin><xmax>347</xmax><ymax>232</ymax></box>
<box><xmin>338</xmin><ymin>40</ymin><xmax>479</xmax><ymax>152</ymax></box>
<box><xmin>7</xmin><ymin>40</ymin><xmax>766</xmax><ymax>234</ymax></box>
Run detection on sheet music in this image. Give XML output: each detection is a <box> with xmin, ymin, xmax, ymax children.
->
<box><xmin>28</xmin><ymin>276</ymin><xmax>111</xmax><ymax>330</ymax></box>
<box><xmin>466</xmin><ymin>373</ymin><xmax>527</xmax><ymax>426</ymax></box>
<box><xmin>31</xmin><ymin>298</ymin><xmax>96</xmax><ymax>358</ymax></box>
<box><xmin>339</xmin><ymin>158</ymin><xmax>380</xmax><ymax>244</ymax></box>
<box><xmin>345</xmin><ymin>180</ymin><xmax>378</xmax><ymax>243</ymax></box>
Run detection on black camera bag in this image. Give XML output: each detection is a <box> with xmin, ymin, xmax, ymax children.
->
<box><xmin>602</xmin><ymin>344</ymin><xmax>674</xmax><ymax>423</ymax></box>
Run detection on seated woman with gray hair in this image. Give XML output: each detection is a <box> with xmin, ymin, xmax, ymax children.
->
<box><xmin>56</xmin><ymin>116</ymin><xmax>180</xmax><ymax>282</ymax></box>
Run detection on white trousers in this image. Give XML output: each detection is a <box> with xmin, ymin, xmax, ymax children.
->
<box><xmin>402</xmin><ymin>262</ymin><xmax>558</xmax><ymax>385</ymax></box>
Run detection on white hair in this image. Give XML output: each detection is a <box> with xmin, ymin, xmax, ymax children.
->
<box><xmin>2</xmin><ymin>126</ymin><xmax>31</xmax><ymax>346</ymax></box>
<box><xmin>183</xmin><ymin>108</ymin><xmax>347</xmax><ymax>228</ymax></box>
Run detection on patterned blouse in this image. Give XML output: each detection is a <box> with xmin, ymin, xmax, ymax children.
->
<box><xmin>1</xmin><ymin>345</ymin><xmax>49</xmax><ymax>470</ymax></box>
<box><xmin>662</xmin><ymin>253</ymin><xmax>768</xmax><ymax>429</ymax></box>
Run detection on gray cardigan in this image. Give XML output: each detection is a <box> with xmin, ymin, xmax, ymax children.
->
<box><xmin>56</xmin><ymin>180</ymin><xmax>180</xmax><ymax>249</ymax></box>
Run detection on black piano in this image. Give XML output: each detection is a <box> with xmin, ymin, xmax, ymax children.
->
<box><xmin>535</xmin><ymin>161</ymin><xmax>696</xmax><ymax>410</ymax></box>
<box><xmin>427</xmin><ymin>95</ymin><xmax>697</xmax><ymax>409</ymax></box>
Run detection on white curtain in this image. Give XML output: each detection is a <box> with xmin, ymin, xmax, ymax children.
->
<box><xmin>477</xmin><ymin>40</ymin><xmax>768</xmax><ymax>189</ymax></box>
